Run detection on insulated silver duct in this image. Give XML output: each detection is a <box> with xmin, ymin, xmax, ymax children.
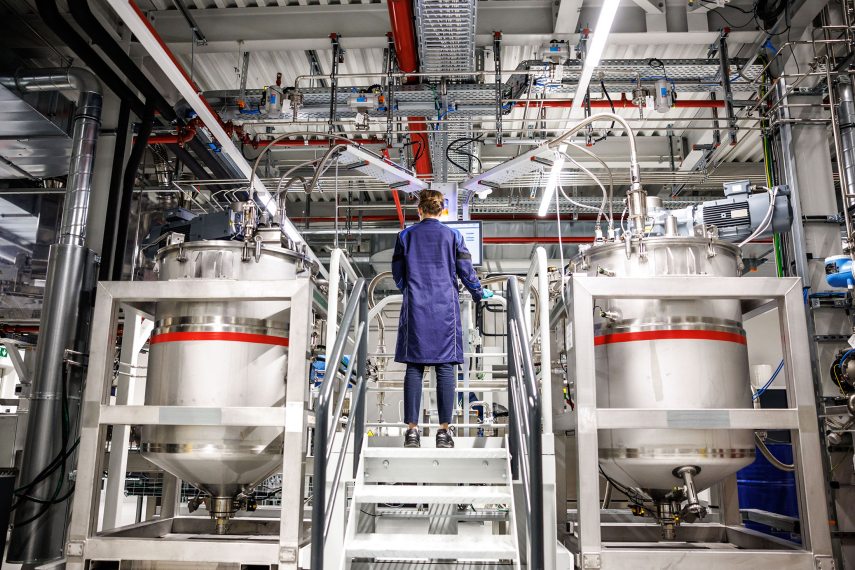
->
<box><xmin>837</xmin><ymin>75</ymin><xmax>855</xmax><ymax>214</ymax></box>
<box><xmin>4</xmin><ymin>68</ymin><xmax>102</xmax><ymax>565</ymax></box>
<box><xmin>2</xmin><ymin>68</ymin><xmax>102</xmax><ymax>245</ymax></box>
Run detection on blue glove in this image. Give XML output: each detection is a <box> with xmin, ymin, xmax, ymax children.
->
<box><xmin>481</xmin><ymin>289</ymin><xmax>494</xmax><ymax>301</ymax></box>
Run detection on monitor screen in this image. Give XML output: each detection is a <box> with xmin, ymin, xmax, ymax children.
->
<box><xmin>444</xmin><ymin>220</ymin><xmax>483</xmax><ymax>266</ymax></box>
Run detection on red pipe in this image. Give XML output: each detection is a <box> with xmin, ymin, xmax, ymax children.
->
<box><xmin>146</xmin><ymin>125</ymin><xmax>197</xmax><ymax>145</ymax></box>
<box><xmin>383</xmin><ymin>147</ymin><xmax>406</xmax><ymax>228</ymax></box>
<box><xmin>529</xmin><ymin>98</ymin><xmax>725</xmax><ymax>109</ymax></box>
<box><xmin>387</xmin><ymin>2</ymin><xmax>433</xmax><ymax>177</ymax></box>
<box><xmin>387</xmin><ymin>1</ymin><xmax>418</xmax><ymax>74</ymax></box>
<box><xmin>407</xmin><ymin>119</ymin><xmax>433</xmax><ymax>178</ymax></box>
<box><xmin>289</xmin><ymin>213</ymin><xmax>622</xmax><ymax>223</ymax></box>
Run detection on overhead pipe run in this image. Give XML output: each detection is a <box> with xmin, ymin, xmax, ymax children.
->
<box><xmin>4</xmin><ymin>68</ymin><xmax>102</xmax><ymax>565</ymax></box>
<box><xmin>514</xmin><ymin>98</ymin><xmax>726</xmax><ymax>109</ymax></box>
<box><xmin>387</xmin><ymin>0</ymin><xmax>433</xmax><ymax>178</ymax></box>
<box><xmin>145</xmin><ymin>124</ymin><xmax>197</xmax><ymax>146</ymax></box>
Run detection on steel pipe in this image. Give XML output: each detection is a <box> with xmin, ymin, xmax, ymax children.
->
<box><xmin>836</xmin><ymin>74</ymin><xmax>855</xmax><ymax>245</ymax></box>
<box><xmin>4</xmin><ymin>69</ymin><xmax>102</xmax><ymax>565</ymax></box>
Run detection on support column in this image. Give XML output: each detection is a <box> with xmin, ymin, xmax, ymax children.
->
<box><xmin>101</xmin><ymin>308</ymin><xmax>152</xmax><ymax>530</ymax></box>
<box><xmin>774</xmin><ymin>85</ymin><xmax>846</xmax><ymax>566</ymax></box>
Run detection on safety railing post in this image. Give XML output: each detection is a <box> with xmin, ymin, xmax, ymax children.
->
<box><xmin>506</xmin><ymin>281</ymin><xmax>519</xmax><ymax>480</ymax></box>
<box><xmin>506</xmin><ymin>276</ymin><xmax>544</xmax><ymax>569</ymax></box>
<box><xmin>310</xmin><ymin>390</ymin><xmax>328</xmax><ymax>570</ymax></box>
<box><xmin>353</xmin><ymin>288</ymin><xmax>368</xmax><ymax>478</ymax></box>
<box><xmin>310</xmin><ymin>278</ymin><xmax>366</xmax><ymax>570</ymax></box>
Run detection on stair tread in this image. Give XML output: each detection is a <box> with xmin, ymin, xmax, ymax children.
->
<box><xmin>354</xmin><ymin>484</ymin><xmax>511</xmax><ymax>504</ymax></box>
<box><xmin>350</xmin><ymin>560</ymin><xmax>515</xmax><ymax>570</ymax></box>
<box><xmin>363</xmin><ymin>447</ymin><xmax>506</xmax><ymax>460</ymax></box>
<box><xmin>346</xmin><ymin>533</ymin><xmax>516</xmax><ymax>559</ymax></box>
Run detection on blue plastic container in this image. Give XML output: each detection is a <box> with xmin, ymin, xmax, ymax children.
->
<box><xmin>737</xmin><ymin>443</ymin><xmax>800</xmax><ymax>542</ymax></box>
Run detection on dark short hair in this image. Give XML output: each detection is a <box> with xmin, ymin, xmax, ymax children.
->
<box><xmin>418</xmin><ymin>189</ymin><xmax>444</xmax><ymax>216</ymax></box>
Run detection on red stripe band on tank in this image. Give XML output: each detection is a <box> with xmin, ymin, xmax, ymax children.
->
<box><xmin>594</xmin><ymin>329</ymin><xmax>746</xmax><ymax>346</ymax></box>
<box><xmin>149</xmin><ymin>331</ymin><xmax>289</xmax><ymax>347</ymax></box>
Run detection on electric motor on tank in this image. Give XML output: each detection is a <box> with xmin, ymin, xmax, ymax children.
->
<box><xmin>140</xmin><ymin>230</ymin><xmax>312</xmax><ymax>534</ymax></box>
<box><xmin>572</xmin><ymin>236</ymin><xmax>755</xmax><ymax>540</ymax></box>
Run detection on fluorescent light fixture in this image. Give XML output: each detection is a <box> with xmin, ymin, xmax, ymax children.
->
<box><xmin>571</xmin><ymin>0</ymin><xmax>621</xmax><ymax>115</ymax></box>
<box><xmin>538</xmin><ymin>145</ymin><xmax>567</xmax><ymax>217</ymax></box>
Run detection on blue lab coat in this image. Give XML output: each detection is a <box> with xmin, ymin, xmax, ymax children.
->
<box><xmin>392</xmin><ymin>218</ymin><xmax>483</xmax><ymax>364</ymax></box>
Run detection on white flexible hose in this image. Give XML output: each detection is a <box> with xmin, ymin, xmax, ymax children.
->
<box><xmin>548</xmin><ymin>112</ymin><xmax>641</xmax><ymax>189</ymax></box>
<box><xmin>559</xmin><ymin>183</ymin><xmax>604</xmax><ymax>214</ymax></box>
<box><xmin>558</xmin><ymin>151</ymin><xmax>608</xmax><ymax>226</ymax></box>
<box><xmin>567</xmin><ymin>143</ymin><xmax>615</xmax><ymax>225</ymax></box>
<box><xmin>739</xmin><ymin>186</ymin><xmax>778</xmax><ymax>248</ymax></box>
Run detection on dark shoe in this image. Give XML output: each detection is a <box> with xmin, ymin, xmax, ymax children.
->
<box><xmin>404</xmin><ymin>427</ymin><xmax>421</xmax><ymax>448</ymax></box>
<box><xmin>436</xmin><ymin>428</ymin><xmax>454</xmax><ymax>448</ymax></box>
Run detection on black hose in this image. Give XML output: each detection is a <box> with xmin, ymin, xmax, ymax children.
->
<box><xmin>113</xmin><ymin>104</ymin><xmax>156</xmax><ymax>281</ymax></box>
<box><xmin>100</xmin><ymin>99</ymin><xmax>131</xmax><ymax>281</ymax></box>
<box><xmin>12</xmin><ymin>355</ymin><xmax>73</xmax><ymax>528</ymax></box>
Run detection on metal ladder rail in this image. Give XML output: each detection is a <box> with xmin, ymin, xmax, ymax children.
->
<box><xmin>325</xmin><ymin>249</ymin><xmax>360</xmax><ymax>352</ymax></box>
<box><xmin>311</xmin><ymin>278</ymin><xmax>369</xmax><ymax>570</ymax></box>
<box><xmin>506</xmin><ymin>276</ymin><xmax>545</xmax><ymax>570</ymax></box>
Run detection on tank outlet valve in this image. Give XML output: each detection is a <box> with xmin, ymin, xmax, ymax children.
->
<box><xmin>675</xmin><ymin>466</ymin><xmax>705</xmax><ymax>517</ymax></box>
<box><xmin>598</xmin><ymin>310</ymin><xmax>620</xmax><ymax>323</ymax></box>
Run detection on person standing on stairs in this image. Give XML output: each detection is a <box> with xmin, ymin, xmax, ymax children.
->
<box><xmin>391</xmin><ymin>189</ymin><xmax>493</xmax><ymax>449</ymax></box>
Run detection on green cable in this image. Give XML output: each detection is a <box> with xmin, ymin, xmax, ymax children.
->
<box><xmin>759</xmin><ymin>57</ymin><xmax>785</xmax><ymax>278</ymax></box>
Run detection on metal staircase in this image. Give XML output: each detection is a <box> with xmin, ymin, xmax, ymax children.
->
<box><xmin>311</xmin><ymin>249</ymin><xmax>556</xmax><ymax>569</ymax></box>
<box><xmin>342</xmin><ymin>437</ymin><xmax>520</xmax><ymax>568</ymax></box>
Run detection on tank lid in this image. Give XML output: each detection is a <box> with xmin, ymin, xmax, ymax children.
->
<box><xmin>156</xmin><ymin>237</ymin><xmax>315</xmax><ymax>270</ymax></box>
<box><xmin>577</xmin><ymin>235</ymin><xmax>742</xmax><ymax>259</ymax></box>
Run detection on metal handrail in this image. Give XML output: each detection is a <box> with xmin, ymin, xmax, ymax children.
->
<box><xmin>311</xmin><ymin>278</ymin><xmax>368</xmax><ymax>570</ymax></box>
<box><xmin>506</xmin><ymin>277</ymin><xmax>545</xmax><ymax>570</ymax></box>
<box><xmin>522</xmin><ymin>246</ymin><xmax>552</xmax><ymax>431</ymax></box>
<box><xmin>324</xmin><ymin>248</ymin><xmax>360</xmax><ymax>352</ymax></box>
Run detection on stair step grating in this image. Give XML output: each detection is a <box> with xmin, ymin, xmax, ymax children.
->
<box><xmin>346</xmin><ymin>533</ymin><xmax>516</xmax><ymax>560</ymax></box>
<box><xmin>353</xmin><ymin>484</ymin><xmax>511</xmax><ymax>505</ymax></box>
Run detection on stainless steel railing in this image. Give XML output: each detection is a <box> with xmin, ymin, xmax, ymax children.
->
<box><xmin>506</xmin><ymin>276</ymin><xmax>545</xmax><ymax>569</ymax></box>
<box><xmin>311</xmin><ymin>278</ymin><xmax>368</xmax><ymax>570</ymax></box>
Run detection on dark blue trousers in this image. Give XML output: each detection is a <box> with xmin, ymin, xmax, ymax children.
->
<box><xmin>404</xmin><ymin>363</ymin><xmax>455</xmax><ymax>425</ymax></box>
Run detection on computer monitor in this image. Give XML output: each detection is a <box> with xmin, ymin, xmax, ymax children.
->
<box><xmin>444</xmin><ymin>220</ymin><xmax>483</xmax><ymax>266</ymax></box>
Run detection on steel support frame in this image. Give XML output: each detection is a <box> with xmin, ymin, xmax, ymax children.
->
<box><xmin>100</xmin><ymin>308</ymin><xmax>153</xmax><ymax>531</ymax></box>
<box><xmin>568</xmin><ymin>275</ymin><xmax>834</xmax><ymax>570</ymax></box>
<box><xmin>64</xmin><ymin>278</ymin><xmax>314</xmax><ymax>570</ymax></box>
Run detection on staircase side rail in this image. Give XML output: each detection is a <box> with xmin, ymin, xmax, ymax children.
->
<box><xmin>507</xmin><ymin>277</ymin><xmax>545</xmax><ymax>569</ymax></box>
<box><xmin>311</xmin><ymin>278</ymin><xmax>369</xmax><ymax>570</ymax></box>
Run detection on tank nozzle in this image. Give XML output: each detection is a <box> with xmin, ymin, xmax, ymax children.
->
<box><xmin>675</xmin><ymin>466</ymin><xmax>704</xmax><ymax>516</ymax></box>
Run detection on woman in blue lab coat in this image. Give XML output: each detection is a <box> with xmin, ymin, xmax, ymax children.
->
<box><xmin>391</xmin><ymin>189</ymin><xmax>493</xmax><ymax>448</ymax></box>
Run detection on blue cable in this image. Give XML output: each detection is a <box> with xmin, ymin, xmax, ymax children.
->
<box><xmin>841</xmin><ymin>349</ymin><xmax>855</xmax><ymax>366</ymax></box>
<box><xmin>753</xmin><ymin>359</ymin><xmax>785</xmax><ymax>401</ymax></box>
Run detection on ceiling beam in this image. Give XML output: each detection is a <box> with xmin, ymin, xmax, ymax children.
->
<box><xmin>554</xmin><ymin>0</ymin><xmax>581</xmax><ymax>34</ymax></box>
<box><xmin>631</xmin><ymin>0</ymin><xmax>664</xmax><ymax>15</ymax></box>
<box><xmin>137</xmin><ymin>1</ymin><xmax>760</xmax><ymax>54</ymax></box>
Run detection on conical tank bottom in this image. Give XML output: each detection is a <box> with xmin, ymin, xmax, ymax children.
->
<box><xmin>141</xmin><ymin>436</ymin><xmax>283</xmax><ymax>498</ymax></box>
